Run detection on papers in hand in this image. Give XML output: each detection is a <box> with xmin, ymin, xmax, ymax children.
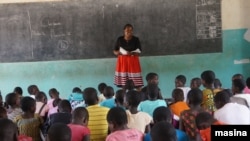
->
<box><xmin>119</xmin><ymin>47</ymin><xmax>141</xmax><ymax>55</ymax></box>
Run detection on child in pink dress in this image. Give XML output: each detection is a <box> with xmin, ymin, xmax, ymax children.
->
<box><xmin>106</xmin><ymin>107</ymin><xmax>144</xmax><ymax>141</ymax></box>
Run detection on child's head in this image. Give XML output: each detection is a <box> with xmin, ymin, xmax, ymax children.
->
<box><xmin>125</xmin><ymin>90</ymin><xmax>141</xmax><ymax>108</ymax></box>
<box><xmin>232</xmin><ymin>78</ymin><xmax>245</xmax><ymax>94</ymax></box>
<box><xmin>146</xmin><ymin>72</ymin><xmax>159</xmax><ymax>85</ymax></box>
<box><xmin>49</xmin><ymin>88</ymin><xmax>59</xmax><ymax>99</ymax></box>
<box><xmin>232</xmin><ymin>73</ymin><xmax>244</xmax><ymax>81</ymax></box>
<box><xmin>186</xmin><ymin>88</ymin><xmax>203</xmax><ymax>106</ymax></box>
<box><xmin>5</xmin><ymin>93</ymin><xmax>20</xmax><ymax>108</ymax></box>
<box><xmin>190</xmin><ymin>77</ymin><xmax>202</xmax><ymax>89</ymax></box>
<box><xmin>153</xmin><ymin>106</ymin><xmax>172</xmax><ymax>123</ymax></box>
<box><xmin>103</xmin><ymin>86</ymin><xmax>115</xmax><ymax>99</ymax></box>
<box><xmin>150</xmin><ymin>121</ymin><xmax>177</xmax><ymax>141</ymax></box>
<box><xmin>175</xmin><ymin>75</ymin><xmax>187</xmax><ymax>87</ymax></box>
<box><xmin>98</xmin><ymin>83</ymin><xmax>107</xmax><ymax>94</ymax></box>
<box><xmin>0</xmin><ymin>118</ymin><xmax>18</xmax><ymax>141</ymax></box>
<box><xmin>20</xmin><ymin>96</ymin><xmax>36</xmax><ymax>113</ymax></box>
<box><xmin>13</xmin><ymin>87</ymin><xmax>23</xmax><ymax>97</ymax></box>
<box><xmin>107</xmin><ymin>107</ymin><xmax>128</xmax><ymax>132</ymax></box>
<box><xmin>52</xmin><ymin>98</ymin><xmax>62</xmax><ymax>107</ymax></box>
<box><xmin>72</xmin><ymin>87</ymin><xmax>82</xmax><ymax>93</ymax></box>
<box><xmin>47</xmin><ymin>123</ymin><xmax>71</xmax><ymax>141</ymax></box>
<box><xmin>201</xmin><ymin>70</ymin><xmax>215</xmax><ymax>87</ymax></box>
<box><xmin>115</xmin><ymin>89</ymin><xmax>125</xmax><ymax>107</ymax></box>
<box><xmin>171</xmin><ymin>88</ymin><xmax>184</xmax><ymax>102</ymax></box>
<box><xmin>0</xmin><ymin>107</ymin><xmax>7</xmax><ymax>118</ymax></box>
<box><xmin>214</xmin><ymin>78</ymin><xmax>222</xmax><ymax>89</ymax></box>
<box><xmin>246</xmin><ymin>77</ymin><xmax>250</xmax><ymax>89</ymax></box>
<box><xmin>35</xmin><ymin>91</ymin><xmax>47</xmax><ymax>103</ymax></box>
<box><xmin>27</xmin><ymin>85</ymin><xmax>39</xmax><ymax>95</ymax></box>
<box><xmin>124</xmin><ymin>79</ymin><xmax>135</xmax><ymax>91</ymax></box>
<box><xmin>214</xmin><ymin>90</ymin><xmax>230</xmax><ymax>109</ymax></box>
<box><xmin>195</xmin><ymin>112</ymin><xmax>214</xmax><ymax>130</ymax></box>
<box><xmin>58</xmin><ymin>100</ymin><xmax>72</xmax><ymax>113</ymax></box>
<box><xmin>83</xmin><ymin>87</ymin><xmax>99</xmax><ymax>106</ymax></box>
<box><xmin>147</xmin><ymin>83</ymin><xmax>160</xmax><ymax>100</ymax></box>
<box><xmin>72</xmin><ymin>107</ymin><xmax>89</xmax><ymax>126</ymax></box>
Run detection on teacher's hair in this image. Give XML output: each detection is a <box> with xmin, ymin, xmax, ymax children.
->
<box><xmin>123</xmin><ymin>24</ymin><xmax>133</xmax><ymax>30</ymax></box>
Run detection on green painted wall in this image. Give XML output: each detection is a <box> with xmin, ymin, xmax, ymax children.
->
<box><xmin>0</xmin><ymin>29</ymin><xmax>249</xmax><ymax>99</ymax></box>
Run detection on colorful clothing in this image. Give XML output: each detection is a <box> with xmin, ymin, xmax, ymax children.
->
<box><xmin>87</xmin><ymin>104</ymin><xmax>109</xmax><ymax>141</ymax></box>
<box><xmin>199</xmin><ymin>121</ymin><xmax>224</xmax><ymax>141</ymax></box>
<box><xmin>100</xmin><ymin>98</ymin><xmax>116</xmax><ymax>109</ymax></box>
<box><xmin>18</xmin><ymin>135</ymin><xmax>33</xmax><ymax>141</ymax></box>
<box><xmin>47</xmin><ymin>99</ymin><xmax>55</xmax><ymax>110</ymax></box>
<box><xmin>169</xmin><ymin>101</ymin><xmax>190</xmax><ymax>117</ymax></box>
<box><xmin>243</xmin><ymin>86</ymin><xmax>250</xmax><ymax>94</ymax></box>
<box><xmin>68</xmin><ymin>124</ymin><xmax>90</xmax><ymax>141</ymax></box>
<box><xmin>201</xmin><ymin>89</ymin><xmax>217</xmax><ymax>112</ymax></box>
<box><xmin>47</xmin><ymin>106</ymin><xmax>58</xmax><ymax>118</ymax></box>
<box><xmin>106</xmin><ymin>128</ymin><xmax>144</xmax><ymax>141</ymax></box>
<box><xmin>180</xmin><ymin>109</ymin><xmax>210</xmax><ymax>140</ymax></box>
<box><xmin>126</xmin><ymin>110</ymin><xmax>152</xmax><ymax>133</ymax></box>
<box><xmin>113</xmin><ymin>36</ymin><xmax>143</xmax><ymax>87</ymax></box>
<box><xmin>68</xmin><ymin>93</ymin><xmax>85</xmax><ymax>109</ymax></box>
<box><xmin>14</xmin><ymin>114</ymin><xmax>43</xmax><ymax>141</ymax></box>
<box><xmin>138</xmin><ymin>99</ymin><xmax>167</xmax><ymax>117</ymax></box>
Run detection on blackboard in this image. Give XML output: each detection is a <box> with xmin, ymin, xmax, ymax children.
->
<box><xmin>0</xmin><ymin>0</ymin><xmax>222</xmax><ymax>62</ymax></box>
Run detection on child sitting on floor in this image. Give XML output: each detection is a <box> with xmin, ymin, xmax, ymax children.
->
<box><xmin>68</xmin><ymin>107</ymin><xmax>90</xmax><ymax>141</ymax></box>
<box><xmin>106</xmin><ymin>107</ymin><xmax>144</xmax><ymax>141</ymax></box>
<box><xmin>13</xmin><ymin>96</ymin><xmax>43</xmax><ymax>141</ymax></box>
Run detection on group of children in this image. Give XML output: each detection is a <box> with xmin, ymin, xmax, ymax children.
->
<box><xmin>0</xmin><ymin>70</ymin><xmax>250</xmax><ymax>141</ymax></box>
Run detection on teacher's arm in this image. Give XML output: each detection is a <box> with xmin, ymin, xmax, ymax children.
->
<box><xmin>113</xmin><ymin>37</ymin><xmax>121</xmax><ymax>56</ymax></box>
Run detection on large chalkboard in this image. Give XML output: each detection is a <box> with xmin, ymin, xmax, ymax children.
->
<box><xmin>0</xmin><ymin>0</ymin><xmax>222</xmax><ymax>62</ymax></box>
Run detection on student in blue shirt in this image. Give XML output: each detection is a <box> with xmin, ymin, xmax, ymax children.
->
<box><xmin>144</xmin><ymin>106</ymin><xmax>189</xmax><ymax>141</ymax></box>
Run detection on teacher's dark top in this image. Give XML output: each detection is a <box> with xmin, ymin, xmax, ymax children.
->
<box><xmin>114</xmin><ymin>36</ymin><xmax>142</xmax><ymax>51</ymax></box>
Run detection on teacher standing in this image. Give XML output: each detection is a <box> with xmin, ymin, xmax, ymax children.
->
<box><xmin>113</xmin><ymin>24</ymin><xmax>144</xmax><ymax>89</ymax></box>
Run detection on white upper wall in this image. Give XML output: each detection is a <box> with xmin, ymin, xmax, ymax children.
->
<box><xmin>0</xmin><ymin>0</ymin><xmax>249</xmax><ymax>30</ymax></box>
<box><xmin>222</xmin><ymin>0</ymin><xmax>250</xmax><ymax>29</ymax></box>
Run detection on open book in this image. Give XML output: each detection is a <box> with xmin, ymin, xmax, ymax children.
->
<box><xmin>119</xmin><ymin>47</ymin><xmax>141</xmax><ymax>55</ymax></box>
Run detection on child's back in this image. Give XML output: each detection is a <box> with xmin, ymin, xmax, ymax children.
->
<box><xmin>5</xmin><ymin>92</ymin><xmax>22</xmax><ymax>121</ymax></box>
<box><xmin>125</xmin><ymin>90</ymin><xmax>152</xmax><ymax>133</ymax></box>
<box><xmin>68</xmin><ymin>87</ymin><xmax>85</xmax><ymax>109</ymax></box>
<box><xmin>169</xmin><ymin>88</ymin><xmax>190</xmax><ymax>117</ymax></box>
<box><xmin>200</xmin><ymin>70</ymin><xmax>216</xmax><ymax>112</ymax></box>
<box><xmin>0</xmin><ymin>118</ymin><xmax>19</xmax><ymax>141</ymax></box>
<box><xmin>100</xmin><ymin>86</ymin><xmax>116</xmax><ymax>108</ymax></box>
<box><xmin>138</xmin><ymin>83</ymin><xmax>167</xmax><ymax>117</ymax></box>
<box><xmin>175</xmin><ymin>75</ymin><xmax>191</xmax><ymax>102</ymax></box>
<box><xmin>179</xmin><ymin>88</ymin><xmax>210</xmax><ymax>141</ymax></box>
<box><xmin>68</xmin><ymin>107</ymin><xmax>90</xmax><ymax>141</ymax></box>
<box><xmin>47</xmin><ymin>88</ymin><xmax>60</xmax><ymax>110</ymax></box>
<box><xmin>47</xmin><ymin>123</ymin><xmax>71</xmax><ymax>141</ymax></box>
<box><xmin>13</xmin><ymin>96</ymin><xmax>43</xmax><ymax>141</ymax></box>
<box><xmin>97</xmin><ymin>82</ymin><xmax>107</xmax><ymax>103</ymax></box>
<box><xmin>106</xmin><ymin>107</ymin><xmax>144</xmax><ymax>141</ymax></box>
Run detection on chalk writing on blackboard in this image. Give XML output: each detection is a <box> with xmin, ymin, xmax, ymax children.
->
<box><xmin>196</xmin><ymin>0</ymin><xmax>222</xmax><ymax>39</ymax></box>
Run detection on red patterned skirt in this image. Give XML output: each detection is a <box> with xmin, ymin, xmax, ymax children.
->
<box><xmin>114</xmin><ymin>55</ymin><xmax>144</xmax><ymax>87</ymax></box>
